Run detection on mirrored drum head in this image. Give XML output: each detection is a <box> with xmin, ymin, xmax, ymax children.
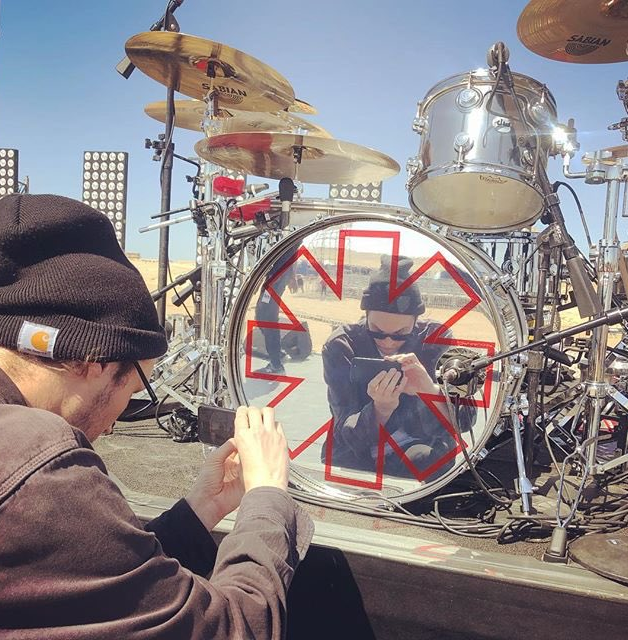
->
<box><xmin>226</xmin><ymin>203</ymin><xmax>527</xmax><ymax>504</ymax></box>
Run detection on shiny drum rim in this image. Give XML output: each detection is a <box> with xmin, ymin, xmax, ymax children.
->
<box><xmin>226</xmin><ymin>202</ymin><xmax>527</xmax><ymax>503</ymax></box>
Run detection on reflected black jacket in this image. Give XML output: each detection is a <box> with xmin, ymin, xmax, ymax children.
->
<box><xmin>321</xmin><ymin>318</ymin><xmax>475</xmax><ymax>470</ymax></box>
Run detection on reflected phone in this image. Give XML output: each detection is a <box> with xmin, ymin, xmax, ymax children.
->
<box><xmin>349</xmin><ymin>357</ymin><xmax>403</xmax><ymax>386</ymax></box>
<box><xmin>197</xmin><ymin>405</ymin><xmax>236</xmax><ymax>447</ymax></box>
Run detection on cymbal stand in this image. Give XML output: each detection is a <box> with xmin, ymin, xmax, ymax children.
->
<box><xmin>116</xmin><ymin>0</ymin><xmax>186</xmax><ymax>326</ymax></box>
<box><xmin>196</xmin><ymin>148</ymin><xmax>230</xmax><ymax>407</ymax></box>
<box><xmin>562</xmin><ymin>148</ymin><xmax>628</xmax><ymax>474</ymax></box>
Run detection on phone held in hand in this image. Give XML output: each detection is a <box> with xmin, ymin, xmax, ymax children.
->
<box><xmin>350</xmin><ymin>357</ymin><xmax>403</xmax><ymax>385</ymax></box>
<box><xmin>197</xmin><ymin>405</ymin><xmax>236</xmax><ymax>447</ymax></box>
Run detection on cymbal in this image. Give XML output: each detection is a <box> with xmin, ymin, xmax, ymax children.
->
<box><xmin>125</xmin><ymin>32</ymin><xmax>295</xmax><ymax>110</ymax></box>
<box><xmin>194</xmin><ymin>132</ymin><xmax>400</xmax><ymax>184</ymax></box>
<box><xmin>581</xmin><ymin>144</ymin><xmax>628</xmax><ymax>163</ymax></box>
<box><xmin>143</xmin><ymin>99</ymin><xmax>332</xmax><ymax>137</ymax></box>
<box><xmin>288</xmin><ymin>99</ymin><xmax>318</xmax><ymax>115</ymax></box>
<box><xmin>570</xmin><ymin>533</ymin><xmax>628</xmax><ymax>584</ymax></box>
<box><xmin>517</xmin><ymin>0</ymin><xmax>628</xmax><ymax>63</ymax></box>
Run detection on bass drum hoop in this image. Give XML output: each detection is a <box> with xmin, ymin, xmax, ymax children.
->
<box><xmin>226</xmin><ymin>202</ymin><xmax>527</xmax><ymax>503</ymax></box>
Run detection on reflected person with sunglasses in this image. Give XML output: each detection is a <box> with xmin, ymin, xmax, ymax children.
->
<box><xmin>321</xmin><ymin>256</ymin><xmax>476</xmax><ymax>478</ymax></box>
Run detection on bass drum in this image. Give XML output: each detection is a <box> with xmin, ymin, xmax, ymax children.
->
<box><xmin>226</xmin><ymin>200</ymin><xmax>527</xmax><ymax>503</ymax></box>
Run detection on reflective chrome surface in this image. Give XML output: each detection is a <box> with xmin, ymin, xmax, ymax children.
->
<box><xmin>408</xmin><ymin>69</ymin><xmax>557</xmax><ymax>231</ymax></box>
<box><xmin>225</xmin><ymin>202</ymin><xmax>527</xmax><ymax>503</ymax></box>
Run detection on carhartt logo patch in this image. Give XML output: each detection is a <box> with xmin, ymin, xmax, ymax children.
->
<box><xmin>17</xmin><ymin>321</ymin><xmax>59</xmax><ymax>358</ymax></box>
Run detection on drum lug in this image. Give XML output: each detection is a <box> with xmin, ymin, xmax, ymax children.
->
<box><xmin>456</xmin><ymin>87</ymin><xmax>482</xmax><ymax>111</ymax></box>
<box><xmin>412</xmin><ymin>101</ymin><xmax>427</xmax><ymax>134</ymax></box>
<box><xmin>405</xmin><ymin>156</ymin><xmax>423</xmax><ymax>188</ymax></box>
<box><xmin>492</xmin><ymin>419</ymin><xmax>507</xmax><ymax>437</ymax></box>
<box><xmin>522</xmin><ymin>148</ymin><xmax>535</xmax><ymax>167</ymax></box>
<box><xmin>453</xmin><ymin>132</ymin><xmax>473</xmax><ymax>154</ymax></box>
<box><xmin>528</xmin><ymin>100</ymin><xmax>552</xmax><ymax>127</ymax></box>
<box><xmin>486</xmin><ymin>271</ymin><xmax>514</xmax><ymax>291</ymax></box>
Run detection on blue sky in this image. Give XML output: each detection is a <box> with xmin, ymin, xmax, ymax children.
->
<box><xmin>0</xmin><ymin>0</ymin><xmax>625</xmax><ymax>259</ymax></box>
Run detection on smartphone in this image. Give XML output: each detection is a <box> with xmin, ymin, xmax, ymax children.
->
<box><xmin>350</xmin><ymin>357</ymin><xmax>402</xmax><ymax>386</ymax></box>
<box><xmin>197</xmin><ymin>405</ymin><xmax>236</xmax><ymax>447</ymax></box>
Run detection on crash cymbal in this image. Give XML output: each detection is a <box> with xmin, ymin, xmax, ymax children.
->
<box><xmin>125</xmin><ymin>32</ymin><xmax>295</xmax><ymax>110</ymax></box>
<box><xmin>288</xmin><ymin>99</ymin><xmax>318</xmax><ymax>115</ymax></box>
<box><xmin>194</xmin><ymin>132</ymin><xmax>400</xmax><ymax>184</ymax></box>
<box><xmin>144</xmin><ymin>99</ymin><xmax>332</xmax><ymax>137</ymax></box>
<box><xmin>517</xmin><ymin>0</ymin><xmax>628</xmax><ymax>63</ymax></box>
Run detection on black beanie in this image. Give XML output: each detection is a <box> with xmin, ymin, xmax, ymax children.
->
<box><xmin>0</xmin><ymin>194</ymin><xmax>167</xmax><ymax>362</ymax></box>
<box><xmin>360</xmin><ymin>255</ymin><xmax>425</xmax><ymax>316</ymax></box>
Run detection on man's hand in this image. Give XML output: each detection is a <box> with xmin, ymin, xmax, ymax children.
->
<box><xmin>234</xmin><ymin>406</ymin><xmax>289</xmax><ymax>493</ymax></box>
<box><xmin>367</xmin><ymin>368</ymin><xmax>406</xmax><ymax>424</ymax></box>
<box><xmin>385</xmin><ymin>353</ymin><xmax>440</xmax><ymax>396</ymax></box>
<box><xmin>186</xmin><ymin>438</ymin><xmax>245</xmax><ymax>531</ymax></box>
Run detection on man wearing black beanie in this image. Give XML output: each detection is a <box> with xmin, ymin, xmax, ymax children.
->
<box><xmin>321</xmin><ymin>255</ymin><xmax>476</xmax><ymax>478</ymax></box>
<box><xmin>0</xmin><ymin>194</ymin><xmax>312</xmax><ymax>639</ymax></box>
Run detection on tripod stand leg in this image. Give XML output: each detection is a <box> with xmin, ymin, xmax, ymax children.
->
<box><xmin>510</xmin><ymin>405</ymin><xmax>534</xmax><ymax>515</ymax></box>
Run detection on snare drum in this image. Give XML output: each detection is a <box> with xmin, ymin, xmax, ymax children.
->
<box><xmin>225</xmin><ymin>200</ymin><xmax>527</xmax><ymax>503</ymax></box>
<box><xmin>407</xmin><ymin>69</ymin><xmax>557</xmax><ymax>232</ymax></box>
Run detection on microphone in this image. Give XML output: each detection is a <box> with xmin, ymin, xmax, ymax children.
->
<box><xmin>278</xmin><ymin>177</ymin><xmax>295</xmax><ymax>229</ymax></box>
<box><xmin>245</xmin><ymin>182</ymin><xmax>269</xmax><ymax>196</ymax></box>
<box><xmin>229</xmin><ymin>210</ymin><xmax>281</xmax><ymax>240</ymax></box>
<box><xmin>436</xmin><ymin>347</ymin><xmax>486</xmax><ymax>397</ymax></box>
<box><xmin>229</xmin><ymin>224</ymin><xmax>269</xmax><ymax>241</ymax></box>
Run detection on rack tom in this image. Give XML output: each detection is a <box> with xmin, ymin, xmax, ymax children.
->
<box><xmin>407</xmin><ymin>69</ymin><xmax>557</xmax><ymax>232</ymax></box>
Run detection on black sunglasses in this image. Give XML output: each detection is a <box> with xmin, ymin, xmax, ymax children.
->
<box><xmin>133</xmin><ymin>362</ymin><xmax>159</xmax><ymax>405</ymax></box>
<box><xmin>366</xmin><ymin>327</ymin><xmax>415</xmax><ymax>342</ymax></box>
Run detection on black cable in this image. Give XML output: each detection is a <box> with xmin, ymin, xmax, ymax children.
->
<box><xmin>553</xmin><ymin>181</ymin><xmax>593</xmax><ymax>249</ymax></box>
<box><xmin>442</xmin><ymin>383</ymin><xmax>514</xmax><ymax>508</ymax></box>
<box><xmin>166</xmin><ymin>260</ymin><xmax>194</xmax><ymax>322</ymax></box>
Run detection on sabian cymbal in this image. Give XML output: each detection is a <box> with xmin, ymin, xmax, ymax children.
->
<box><xmin>288</xmin><ymin>99</ymin><xmax>318</xmax><ymax>115</ymax></box>
<box><xmin>194</xmin><ymin>132</ymin><xmax>400</xmax><ymax>184</ymax></box>
<box><xmin>144</xmin><ymin>99</ymin><xmax>332</xmax><ymax>137</ymax></box>
<box><xmin>125</xmin><ymin>32</ymin><xmax>295</xmax><ymax>110</ymax></box>
<box><xmin>517</xmin><ymin>0</ymin><xmax>628</xmax><ymax>63</ymax></box>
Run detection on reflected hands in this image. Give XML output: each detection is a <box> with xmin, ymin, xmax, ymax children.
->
<box><xmin>367</xmin><ymin>368</ymin><xmax>407</xmax><ymax>424</ymax></box>
<box><xmin>385</xmin><ymin>353</ymin><xmax>440</xmax><ymax>396</ymax></box>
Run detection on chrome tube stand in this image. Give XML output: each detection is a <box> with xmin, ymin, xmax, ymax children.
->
<box><xmin>196</xmin><ymin>145</ymin><xmax>228</xmax><ymax>406</ymax></box>
<box><xmin>563</xmin><ymin>149</ymin><xmax>628</xmax><ymax>473</ymax></box>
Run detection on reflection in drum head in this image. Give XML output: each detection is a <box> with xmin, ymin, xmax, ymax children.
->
<box><xmin>226</xmin><ymin>204</ymin><xmax>527</xmax><ymax>504</ymax></box>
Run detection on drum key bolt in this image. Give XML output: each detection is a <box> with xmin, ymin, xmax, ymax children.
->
<box><xmin>456</xmin><ymin>88</ymin><xmax>482</xmax><ymax>110</ymax></box>
<box><xmin>453</xmin><ymin>132</ymin><xmax>474</xmax><ymax>154</ymax></box>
